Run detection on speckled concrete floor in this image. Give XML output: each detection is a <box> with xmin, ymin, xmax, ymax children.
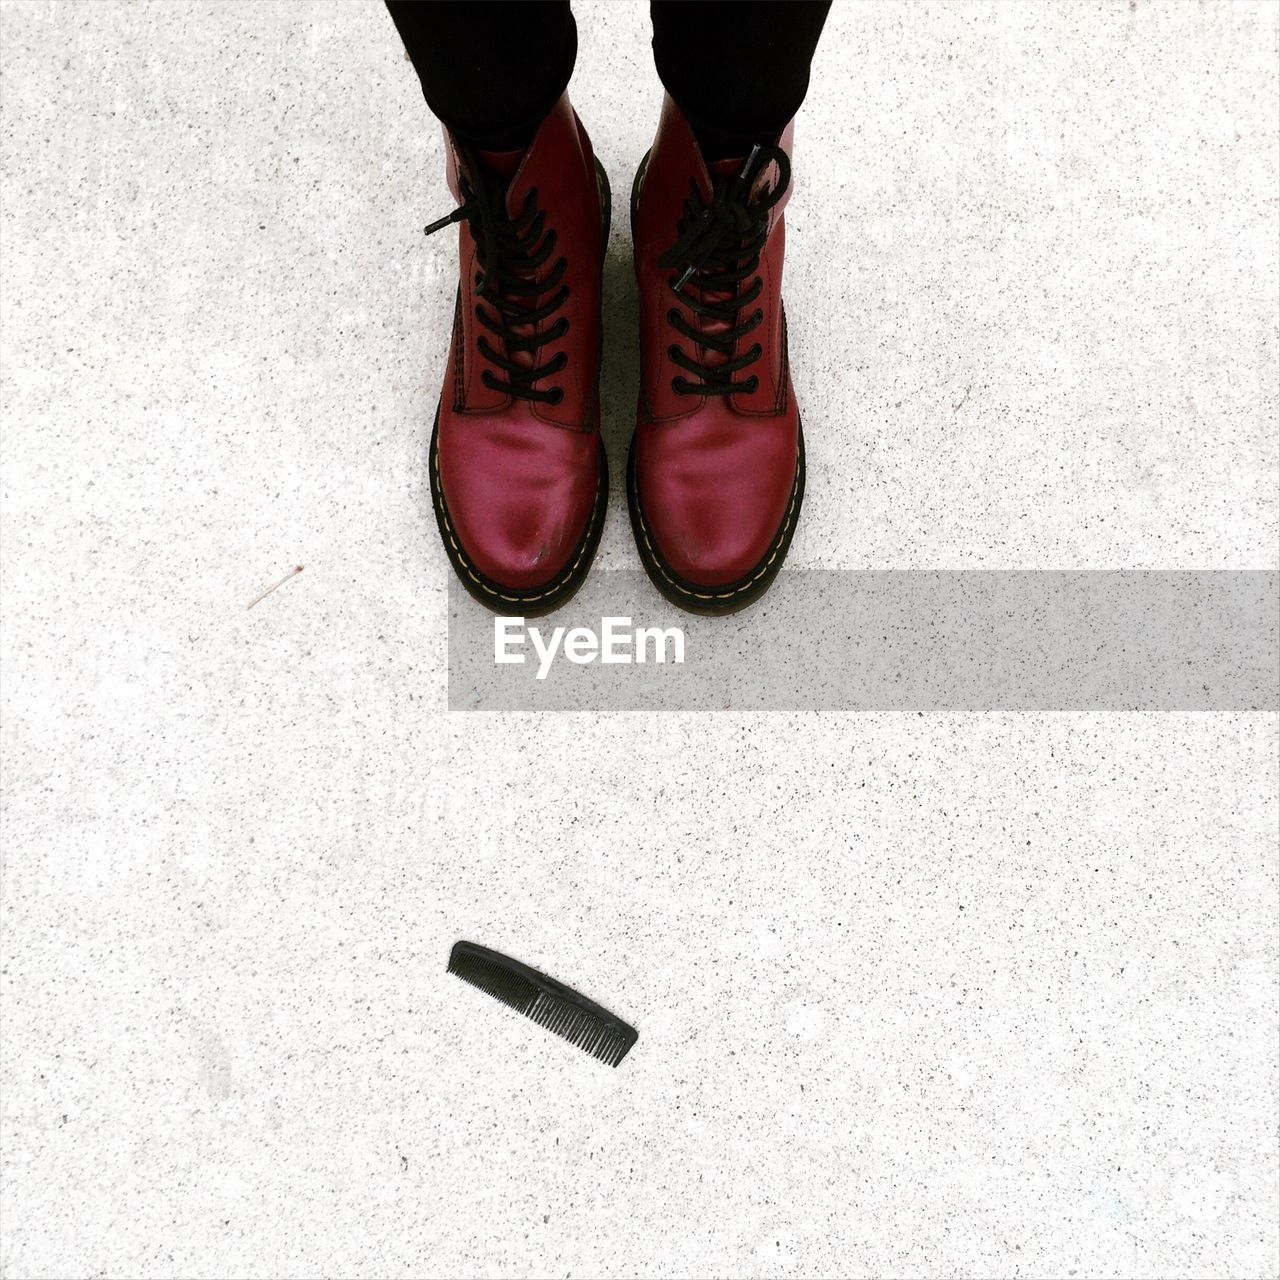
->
<box><xmin>2</xmin><ymin>2</ymin><xmax>1277</xmax><ymax>1277</ymax></box>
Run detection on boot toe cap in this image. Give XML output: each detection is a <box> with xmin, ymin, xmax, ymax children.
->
<box><xmin>635</xmin><ymin>426</ymin><xmax>800</xmax><ymax>589</ymax></box>
<box><xmin>436</xmin><ymin>425</ymin><xmax>600</xmax><ymax>597</ymax></box>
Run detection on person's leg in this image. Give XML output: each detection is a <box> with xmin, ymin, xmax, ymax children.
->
<box><xmin>650</xmin><ymin>1</ymin><xmax>831</xmax><ymax>159</ymax></box>
<box><xmin>386</xmin><ymin>0</ymin><xmax>576</xmax><ymax>149</ymax></box>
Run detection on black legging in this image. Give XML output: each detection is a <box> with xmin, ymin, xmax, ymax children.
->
<box><xmin>385</xmin><ymin>1</ymin><xmax>831</xmax><ymax>157</ymax></box>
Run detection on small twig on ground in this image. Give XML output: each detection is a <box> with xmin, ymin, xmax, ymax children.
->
<box><xmin>247</xmin><ymin>565</ymin><xmax>304</xmax><ymax>610</ymax></box>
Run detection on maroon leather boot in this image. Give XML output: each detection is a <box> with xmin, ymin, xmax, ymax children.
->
<box><xmin>424</xmin><ymin>94</ymin><xmax>609</xmax><ymax>615</ymax></box>
<box><xmin>628</xmin><ymin>97</ymin><xmax>804</xmax><ymax>615</ymax></box>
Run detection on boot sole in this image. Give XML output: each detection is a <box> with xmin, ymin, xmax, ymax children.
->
<box><xmin>429</xmin><ymin>158</ymin><xmax>612</xmax><ymax>618</ymax></box>
<box><xmin>626</xmin><ymin>149</ymin><xmax>806</xmax><ymax>617</ymax></box>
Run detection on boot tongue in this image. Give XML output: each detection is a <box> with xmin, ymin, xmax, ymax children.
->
<box><xmin>708</xmin><ymin>146</ymin><xmax>783</xmax><ymax>203</ymax></box>
<box><xmin>476</xmin><ymin>147</ymin><xmax>524</xmax><ymax>179</ymax></box>
<box><xmin>690</xmin><ymin>157</ymin><xmax>756</xmax><ymax>371</ymax></box>
<box><xmin>708</xmin><ymin>156</ymin><xmax>747</xmax><ymax>179</ymax></box>
<box><xmin>475</xmin><ymin>146</ymin><xmax>542</xmax><ymax>380</ymax></box>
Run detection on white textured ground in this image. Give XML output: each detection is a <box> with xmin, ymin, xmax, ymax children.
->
<box><xmin>2</xmin><ymin>2</ymin><xmax>1277</xmax><ymax>1277</ymax></box>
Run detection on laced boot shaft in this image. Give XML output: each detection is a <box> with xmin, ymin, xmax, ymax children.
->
<box><xmin>426</xmin><ymin>93</ymin><xmax>609</xmax><ymax>614</ymax></box>
<box><xmin>657</xmin><ymin>145</ymin><xmax>791</xmax><ymax>398</ymax></box>
<box><xmin>628</xmin><ymin>96</ymin><xmax>804</xmax><ymax>614</ymax></box>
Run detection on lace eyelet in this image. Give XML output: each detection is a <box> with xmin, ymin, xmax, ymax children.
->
<box><xmin>548</xmin><ymin>388</ymin><xmax>565</xmax><ymax>405</ymax></box>
<box><xmin>754</xmin><ymin>309</ymin><xmax>764</xmax><ymax>324</ymax></box>
<box><xmin>667</xmin><ymin>345</ymin><xmax>682</xmax><ymax>361</ymax></box>
<box><xmin>746</xmin><ymin>376</ymin><xmax>760</xmax><ymax>393</ymax></box>
<box><xmin>750</xmin><ymin>344</ymin><xmax>763</xmax><ymax>361</ymax></box>
<box><xmin>667</xmin><ymin>309</ymin><xmax>681</xmax><ymax>325</ymax></box>
<box><xmin>671</xmin><ymin>377</ymin><xmax>688</xmax><ymax>394</ymax></box>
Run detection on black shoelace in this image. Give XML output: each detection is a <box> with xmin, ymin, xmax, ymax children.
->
<box><xmin>424</xmin><ymin>145</ymin><xmax>570</xmax><ymax>405</ymax></box>
<box><xmin>657</xmin><ymin>143</ymin><xmax>791</xmax><ymax>397</ymax></box>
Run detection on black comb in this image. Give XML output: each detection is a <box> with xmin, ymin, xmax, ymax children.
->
<box><xmin>447</xmin><ymin>941</ymin><xmax>638</xmax><ymax>1068</ymax></box>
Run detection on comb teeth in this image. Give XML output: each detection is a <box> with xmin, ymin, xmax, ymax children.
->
<box><xmin>447</xmin><ymin>942</ymin><xmax>638</xmax><ymax>1068</ymax></box>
